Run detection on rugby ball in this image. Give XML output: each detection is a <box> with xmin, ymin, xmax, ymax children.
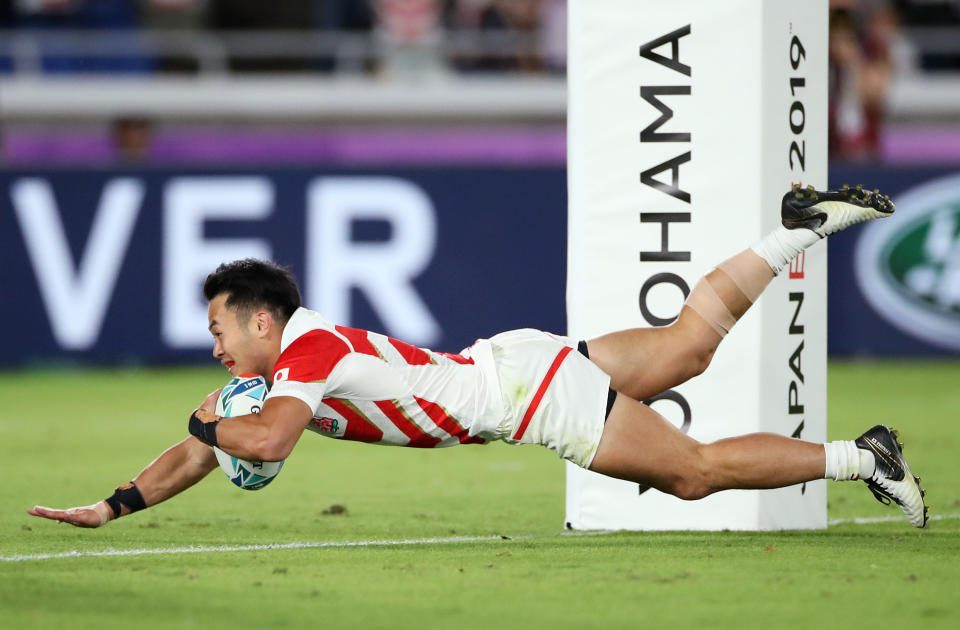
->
<box><xmin>212</xmin><ymin>374</ymin><xmax>284</xmax><ymax>491</ymax></box>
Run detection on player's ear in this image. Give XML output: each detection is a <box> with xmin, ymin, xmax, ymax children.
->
<box><xmin>254</xmin><ymin>310</ymin><xmax>273</xmax><ymax>337</ymax></box>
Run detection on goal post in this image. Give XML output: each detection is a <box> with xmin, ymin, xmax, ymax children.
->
<box><xmin>565</xmin><ymin>0</ymin><xmax>828</xmax><ymax>530</ymax></box>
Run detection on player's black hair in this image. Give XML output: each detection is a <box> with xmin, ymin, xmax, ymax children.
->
<box><xmin>203</xmin><ymin>258</ymin><xmax>301</xmax><ymax>326</ymax></box>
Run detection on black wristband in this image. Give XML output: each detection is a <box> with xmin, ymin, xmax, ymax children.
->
<box><xmin>189</xmin><ymin>410</ymin><xmax>220</xmax><ymax>447</ymax></box>
<box><xmin>104</xmin><ymin>482</ymin><xmax>147</xmax><ymax>519</ymax></box>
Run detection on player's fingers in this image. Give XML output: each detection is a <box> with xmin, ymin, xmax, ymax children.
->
<box><xmin>27</xmin><ymin>506</ymin><xmax>63</xmax><ymax>519</ymax></box>
<box><xmin>29</xmin><ymin>505</ymin><xmax>100</xmax><ymax>527</ymax></box>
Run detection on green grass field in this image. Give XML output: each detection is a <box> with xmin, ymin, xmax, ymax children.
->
<box><xmin>1</xmin><ymin>362</ymin><xmax>958</xmax><ymax>630</ymax></box>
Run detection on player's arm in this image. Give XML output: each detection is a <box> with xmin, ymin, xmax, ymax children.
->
<box><xmin>28</xmin><ymin>390</ymin><xmax>226</xmax><ymax>528</ymax></box>
<box><xmin>188</xmin><ymin>329</ymin><xmax>356</xmax><ymax>460</ymax></box>
<box><xmin>28</xmin><ymin>436</ymin><xmax>219</xmax><ymax>528</ymax></box>
<box><xmin>189</xmin><ymin>353</ymin><xmax>403</xmax><ymax>460</ymax></box>
<box><xmin>189</xmin><ymin>395</ymin><xmax>314</xmax><ymax>462</ymax></box>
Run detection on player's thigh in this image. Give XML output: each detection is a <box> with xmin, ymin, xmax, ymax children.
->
<box><xmin>589</xmin><ymin>393</ymin><xmax>701</xmax><ymax>490</ymax></box>
<box><xmin>585</xmin><ymin>313</ymin><xmax>718</xmax><ymax>401</ymax></box>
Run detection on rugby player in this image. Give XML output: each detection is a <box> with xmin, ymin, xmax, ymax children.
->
<box><xmin>29</xmin><ymin>185</ymin><xmax>928</xmax><ymax>529</ymax></box>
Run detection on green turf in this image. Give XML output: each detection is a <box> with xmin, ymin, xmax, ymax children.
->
<box><xmin>1</xmin><ymin>362</ymin><xmax>958</xmax><ymax>629</ymax></box>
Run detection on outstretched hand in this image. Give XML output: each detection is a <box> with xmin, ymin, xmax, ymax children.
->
<box><xmin>28</xmin><ymin>502</ymin><xmax>112</xmax><ymax>528</ymax></box>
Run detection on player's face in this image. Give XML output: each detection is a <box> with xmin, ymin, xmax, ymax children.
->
<box><xmin>207</xmin><ymin>294</ymin><xmax>270</xmax><ymax>377</ymax></box>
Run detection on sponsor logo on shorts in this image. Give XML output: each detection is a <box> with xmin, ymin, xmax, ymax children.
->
<box><xmin>855</xmin><ymin>173</ymin><xmax>960</xmax><ymax>350</ymax></box>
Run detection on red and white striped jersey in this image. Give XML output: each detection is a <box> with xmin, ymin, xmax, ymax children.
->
<box><xmin>266</xmin><ymin>308</ymin><xmax>507</xmax><ymax>448</ymax></box>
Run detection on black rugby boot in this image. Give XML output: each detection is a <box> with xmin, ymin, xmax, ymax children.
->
<box><xmin>855</xmin><ymin>425</ymin><xmax>928</xmax><ymax>528</ymax></box>
<box><xmin>781</xmin><ymin>184</ymin><xmax>894</xmax><ymax>237</ymax></box>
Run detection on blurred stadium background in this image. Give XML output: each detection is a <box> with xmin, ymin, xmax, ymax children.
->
<box><xmin>1</xmin><ymin>0</ymin><xmax>959</xmax><ymax>365</ymax></box>
<box><xmin>1</xmin><ymin>0</ymin><xmax>959</xmax><ymax>366</ymax></box>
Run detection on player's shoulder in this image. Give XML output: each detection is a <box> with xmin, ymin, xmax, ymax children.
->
<box><xmin>281</xmin><ymin>308</ymin><xmax>337</xmax><ymax>348</ymax></box>
<box><xmin>282</xmin><ymin>328</ymin><xmax>350</xmax><ymax>357</ymax></box>
<box><xmin>272</xmin><ymin>309</ymin><xmax>356</xmax><ymax>383</ymax></box>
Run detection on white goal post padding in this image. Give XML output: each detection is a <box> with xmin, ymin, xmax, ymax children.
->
<box><xmin>565</xmin><ymin>0</ymin><xmax>828</xmax><ymax>530</ymax></box>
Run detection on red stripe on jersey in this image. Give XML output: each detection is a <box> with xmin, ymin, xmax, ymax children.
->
<box><xmin>512</xmin><ymin>345</ymin><xmax>573</xmax><ymax>441</ymax></box>
<box><xmin>388</xmin><ymin>337</ymin><xmax>433</xmax><ymax>365</ymax></box>
<box><xmin>324</xmin><ymin>398</ymin><xmax>384</xmax><ymax>443</ymax></box>
<box><xmin>374</xmin><ymin>399</ymin><xmax>441</xmax><ymax>448</ymax></box>
<box><xmin>334</xmin><ymin>325</ymin><xmax>381</xmax><ymax>358</ymax></box>
<box><xmin>436</xmin><ymin>352</ymin><xmax>475</xmax><ymax>365</ymax></box>
<box><xmin>273</xmin><ymin>330</ymin><xmax>350</xmax><ymax>384</ymax></box>
<box><xmin>414</xmin><ymin>397</ymin><xmax>485</xmax><ymax>445</ymax></box>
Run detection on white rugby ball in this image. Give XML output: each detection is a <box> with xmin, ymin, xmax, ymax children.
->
<box><xmin>213</xmin><ymin>374</ymin><xmax>284</xmax><ymax>491</ymax></box>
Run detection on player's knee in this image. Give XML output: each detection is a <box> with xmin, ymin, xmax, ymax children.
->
<box><xmin>662</xmin><ymin>449</ymin><xmax>714</xmax><ymax>501</ymax></box>
<box><xmin>676</xmin><ymin>345</ymin><xmax>715</xmax><ymax>381</ymax></box>
<box><xmin>690</xmin><ymin>346</ymin><xmax>715</xmax><ymax>377</ymax></box>
<box><xmin>670</xmin><ymin>318</ymin><xmax>718</xmax><ymax>379</ymax></box>
<box><xmin>668</xmin><ymin>475</ymin><xmax>712</xmax><ymax>501</ymax></box>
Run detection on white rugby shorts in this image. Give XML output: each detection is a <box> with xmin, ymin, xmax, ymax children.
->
<box><xmin>480</xmin><ymin>329</ymin><xmax>612</xmax><ymax>468</ymax></box>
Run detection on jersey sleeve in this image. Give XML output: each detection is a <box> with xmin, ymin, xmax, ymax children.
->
<box><xmin>266</xmin><ymin>330</ymin><xmax>351</xmax><ymax>412</ymax></box>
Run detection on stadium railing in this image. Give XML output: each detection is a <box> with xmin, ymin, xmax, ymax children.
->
<box><xmin>0</xmin><ymin>27</ymin><xmax>957</xmax><ymax>122</ymax></box>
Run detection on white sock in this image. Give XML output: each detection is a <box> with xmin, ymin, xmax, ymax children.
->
<box><xmin>823</xmin><ymin>441</ymin><xmax>876</xmax><ymax>481</ymax></box>
<box><xmin>859</xmin><ymin>449</ymin><xmax>876</xmax><ymax>479</ymax></box>
<box><xmin>751</xmin><ymin>226</ymin><xmax>819</xmax><ymax>274</ymax></box>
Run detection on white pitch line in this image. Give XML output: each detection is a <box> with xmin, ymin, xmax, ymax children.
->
<box><xmin>4</xmin><ymin>514</ymin><xmax>956</xmax><ymax>563</ymax></box>
<box><xmin>828</xmin><ymin>512</ymin><xmax>958</xmax><ymax>526</ymax></box>
<box><xmin>0</xmin><ymin>530</ymin><xmax>610</xmax><ymax>563</ymax></box>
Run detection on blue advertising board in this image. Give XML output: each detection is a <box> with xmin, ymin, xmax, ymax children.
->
<box><xmin>2</xmin><ymin>164</ymin><xmax>957</xmax><ymax>366</ymax></box>
<box><xmin>0</xmin><ymin>168</ymin><xmax>568</xmax><ymax>366</ymax></box>
<box><xmin>829</xmin><ymin>165</ymin><xmax>960</xmax><ymax>357</ymax></box>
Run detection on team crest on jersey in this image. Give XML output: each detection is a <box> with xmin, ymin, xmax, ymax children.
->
<box><xmin>310</xmin><ymin>416</ymin><xmax>345</xmax><ymax>437</ymax></box>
